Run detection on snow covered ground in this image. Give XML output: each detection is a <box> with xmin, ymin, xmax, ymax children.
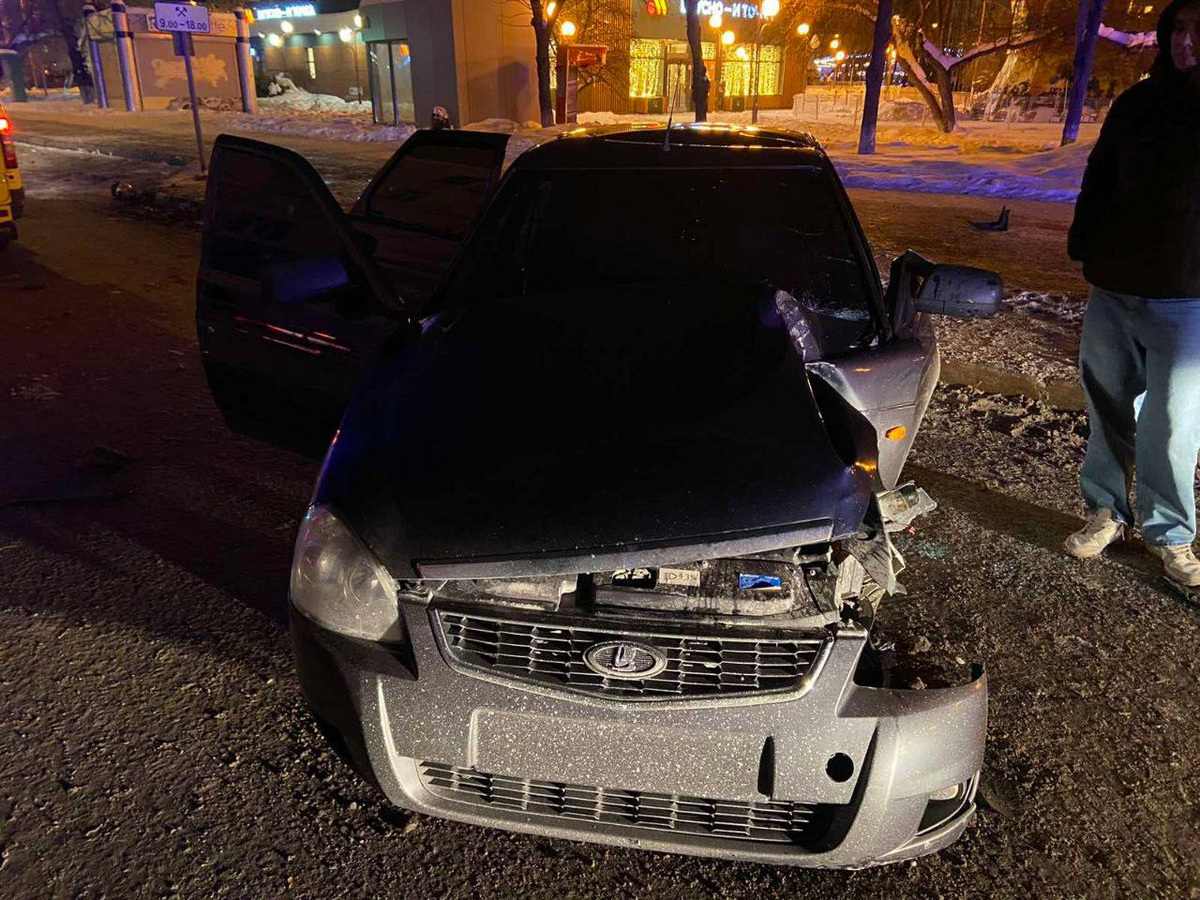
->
<box><xmin>576</xmin><ymin>108</ymin><xmax>1097</xmax><ymax>203</ymax></box>
<box><xmin>4</xmin><ymin>89</ymin><xmax>1100</xmax><ymax>203</ymax></box>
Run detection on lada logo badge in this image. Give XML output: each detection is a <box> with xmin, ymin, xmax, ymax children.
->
<box><xmin>582</xmin><ymin>641</ymin><xmax>668</xmax><ymax>680</ymax></box>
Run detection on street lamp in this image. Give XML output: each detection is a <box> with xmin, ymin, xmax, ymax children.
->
<box><xmin>559</xmin><ymin>20</ymin><xmax>576</xmax><ymax>39</ymax></box>
<box><xmin>795</xmin><ymin>23</ymin><xmax>813</xmax><ymax>94</ymax></box>
<box><xmin>340</xmin><ymin>25</ymin><xmax>362</xmax><ymax>103</ymax></box>
<box><xmin>707</xmin><ymin>15</ymin><xmax>733</xmax><ymax>116</ymax></box>
<box><xmin>750</xmin><ymin>0</ymin><xmax>778</xmax><ymax>123</ymax></box>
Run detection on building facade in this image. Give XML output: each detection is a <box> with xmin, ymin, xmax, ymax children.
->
<box><xmin>251</xmin><ymin>0</ymin><xmax>538</xmax><ymax>127</ymax></box>
<box><xmin>620</xmin><ymin>1</ymin><xmax>796</xmax><ymax>114</ymax></box>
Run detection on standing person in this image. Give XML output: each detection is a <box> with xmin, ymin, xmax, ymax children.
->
<box><xmin>1065</xmin><ymin>0</ymin><xmax>1200</xmax><ymax>587</ymax></box>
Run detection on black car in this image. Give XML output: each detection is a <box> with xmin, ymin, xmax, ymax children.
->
<box><xmin>196</xmin><ymin>124</ymin><xmax>1000</xmax><ymax>867</ymax></box>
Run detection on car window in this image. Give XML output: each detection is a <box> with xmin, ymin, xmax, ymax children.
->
<box><xmin>438</xmin><ymin>165</ymin><xmax>874</xmax><ymax>332</ymax></box>
<box><xmin>205</xmin><ymin>150</ymin><xmax>341</xmax><ymax>281</ymax></box>
<box><xmin>365</xmin><ymin>143</ymin><xmax>501</xmax><ymax>240</ymax></box>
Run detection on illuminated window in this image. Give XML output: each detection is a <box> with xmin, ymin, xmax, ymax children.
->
<box><xmin>757</xmin><ymin>44</ymin><xmax>781</xmax><ymax>95</ymax></box>
<box><xmin>306</xmin><ymin>46</ymin><xmax>317</xmax><ymax>79</ymax></box>
<box><xmin>629</xmin><ymin>38</ymin><xmax>664</xmax><ymax>98</ymax></box>
<box><xmin>721</xmin><ymin>43</ymin><xmax>781</xmax><ymax>97</ymax></box>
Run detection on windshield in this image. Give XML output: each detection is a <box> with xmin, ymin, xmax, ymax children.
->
<box><xmin>437</xmin><ymin>164</ymin><xmax>875</xmax><ymax>327</ymax></box>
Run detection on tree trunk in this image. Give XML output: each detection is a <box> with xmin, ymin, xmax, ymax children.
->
<box><xmin>894</xmin><ymin>43</ymin><xmax>948</xmax><ymax>131</ymax></box>
<box><xmin>858</xmin><ymin>0</ymin><xmax>893</xmax><ymax>155</ymax></box>
<box><xmin>685</xmin><ymin>4</ymin><xmax>708</xmax><ymax>122</ymax></box>
<box><xmin>1062</xmin><ymin>0</ymin><xmax>1106</xmax><ymax>146</ymax></box>
<box><xmin>531</xmin><ymin>1</ymin><xmax>554</xmax><ymax>127</ymax></box>
<box><xmin>933</xmin><ymin>63</ymin><xmax>957</xmax><ymax>132</ymax></box>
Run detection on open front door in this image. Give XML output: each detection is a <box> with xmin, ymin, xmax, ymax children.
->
<box><xmin>197</xmin><ymin>135</ymin><xmax>406</xmax><ymax>455</ymax></box>
<box><xmin>197</xmin><ymin>131</ymin><xmax>510</xmax><ymax>456</ymax></box>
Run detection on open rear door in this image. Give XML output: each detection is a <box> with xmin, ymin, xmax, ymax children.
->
<box><xmin>197</xmin><ymin>135</ymin><xmax>405</xmax><ymax>455</ymax></box>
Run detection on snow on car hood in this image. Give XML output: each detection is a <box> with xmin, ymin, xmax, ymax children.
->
<box><xmin>317</xmin><ymin>282</ymin><xmax>875</xmax><ymax>578</ymax></box>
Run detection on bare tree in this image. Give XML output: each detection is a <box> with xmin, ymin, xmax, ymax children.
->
<box><xmin>821</xmin><ymin>0</ymin><xmax>1056</xmax><ymax>133</ymax></box>
<box><xmin>0</xmin><ymin>0</ymin><xmax>46</xmax><ymax>53</ymax></box>
<box><xmin>2</xmin><ymin>0</ymin><xmax>94</xmax><ymax>99</ymax></box>
<box><xmin>891</xmin><ymin>4</ymin><xmax>1050</xmax><ymax>132</ymax></box>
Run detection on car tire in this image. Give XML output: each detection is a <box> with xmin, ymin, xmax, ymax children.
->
<box><xmin>0</xmin><ymin>237</ymin><xmax>9</xmax><ymax>253</ymax></box>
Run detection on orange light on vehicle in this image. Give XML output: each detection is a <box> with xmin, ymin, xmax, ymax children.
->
<box><xmin>885</xmin><ymin>426</ymin><xmax>908</xmax><ymax>441</ymax></box>
<box><xmin>0</xmin><ymin>117</ymin><xmax>10</xmax><ymax>133</ymax></box>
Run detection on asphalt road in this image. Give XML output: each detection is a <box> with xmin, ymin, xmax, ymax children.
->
<box><xmin>1</xmin><ymin>143</ymin><xmax>1196</xmax><ymax>900</ymax></box>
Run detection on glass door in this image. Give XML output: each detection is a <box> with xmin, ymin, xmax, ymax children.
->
<box><xmin>664</xmin><ymin>62</ymin><xmax>693</xmax><ymax>112</ymax></box>
<box><xmin>368</xmin><ymin>40</ymin><xmax>414</xmax><ymax>125</ymax></box>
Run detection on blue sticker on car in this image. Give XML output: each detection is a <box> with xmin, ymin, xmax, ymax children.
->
<box><xmin>738</xmin><ymin>573</ymin><xmax>783</xmax><ymax>592</ymax></box>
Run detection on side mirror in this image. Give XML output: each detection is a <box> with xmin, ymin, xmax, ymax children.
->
<box><xmin>266</xmin><ymin>256</ymin><xmax>350</xmax><ymax>305</ymax></box>
<box><xmin>915</xmin><ymin>265</ymin><xmax>1003</xmax><ymax>319</ymax></box>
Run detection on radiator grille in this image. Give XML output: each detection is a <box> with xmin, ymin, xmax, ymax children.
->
<box><xmin>437</xmin><ymin>612</ymin><xmax>826</xmax><ymax>699</ymax></box>
<box><xmin>419</xmin><ymin>762</ymin><xmax>823</xmax><ymax>845</ymax></box>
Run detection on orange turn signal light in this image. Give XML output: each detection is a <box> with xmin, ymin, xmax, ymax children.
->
<box><xmin>884</xmin><ymin>425</ymin><xmax>908</xmax><ymax>442</ymax></box>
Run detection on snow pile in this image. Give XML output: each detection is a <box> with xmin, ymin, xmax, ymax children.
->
<box><xmin>831</xmin><ymin>144</ymin><xmax>1089</xmax><ymax>203</ymax></box>
<box><xmin>258</xmin><ymin>73</ymin><xmax>370</xmax><ymax>114</ymax></box>
<box><xmin>257</xmin><ymin>89</ymin><xmax>370</xmax><ymax>114</ymax></box>
<box><xmin>224</xmin><ymin>110</ymin><xmax>415</xmax><ymax>143</ymax></box>
<box><xmin>575</xmin><ymin>109</ymin><xmax>1092</xmax><ymax>202</ymax></box>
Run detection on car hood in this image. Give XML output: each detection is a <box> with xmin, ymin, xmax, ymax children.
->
<box><xmin>317</xmin><ymin>283</ymin><xmax>876</xmax><ymax>578</ymax></box>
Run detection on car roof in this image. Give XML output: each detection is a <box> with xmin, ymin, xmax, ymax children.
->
<box><xmin>511</xmin><ymin>122</ymin><xmax>830</xmax><ymax>170</ymax></box>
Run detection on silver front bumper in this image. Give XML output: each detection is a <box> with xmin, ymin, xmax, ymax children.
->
<box><xmin>293</xmin><ymin>601</ymin><xmax>987</xmax><ymax>868</ymax></box>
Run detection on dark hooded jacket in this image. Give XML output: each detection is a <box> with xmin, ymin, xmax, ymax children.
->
<box><xmin>1068</xmin><ymin>0</ymin><xmax>1200</xmax><ymax>298</ymax></box>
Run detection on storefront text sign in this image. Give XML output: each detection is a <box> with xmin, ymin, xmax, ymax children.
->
<box><xmin>669</xmin><ymin>1</ymin><xmax>764</xmax><ymax>18</ymax></box>
<box><xmin>254</xmin><ymin>4</ymin><xmax>317</xmax><ymax>20</ymax></box>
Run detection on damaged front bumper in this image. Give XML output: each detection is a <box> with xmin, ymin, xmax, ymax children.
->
<box><xmin>293</xmin><ymin>600</ymin><xmax>987</xmax><ymax>869</ymax></box>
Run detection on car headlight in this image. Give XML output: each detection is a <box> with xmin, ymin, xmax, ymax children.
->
<box><xmin>290</xmin><ymin>505</ymin><xmax>402</xmax><ymax>642</ymax></box>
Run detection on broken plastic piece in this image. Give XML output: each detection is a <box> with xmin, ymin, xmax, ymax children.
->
<box><xmin>878</xmin><ymin>482</ymin><xmax>938</xmax><ymax>533</ymax></box>
<box><xmin>774</xmin><ymin>289</ymin><xmax>825</xmax><ymax>361</ymax></box>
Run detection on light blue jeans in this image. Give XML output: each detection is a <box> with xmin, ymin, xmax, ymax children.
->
<box><xmin>1079</xmin><ymin>287</ymin><xmax>1200</xmax><ymax>547</ymax></box>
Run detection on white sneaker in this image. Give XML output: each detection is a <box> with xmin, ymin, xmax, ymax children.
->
<box><xmin>1147</xmin><ymin>543</ymin><xmax>1200</xmax><ymax>588</ymax></box>
<box><xmin>1064</xmin><ymin>509</ymin><xmax>1126</xmax><ymax>559</ymax></box>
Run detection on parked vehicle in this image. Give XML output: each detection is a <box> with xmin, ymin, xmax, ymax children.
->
<box><xmin>196</xmin><ymin>124</ymin><xmax>1001</xmax><ymax>868</ymax></box>
<box><xmin>0</xmin><ymin>105</ymin><xmax>24</xmax><ymax>251</ymax></box>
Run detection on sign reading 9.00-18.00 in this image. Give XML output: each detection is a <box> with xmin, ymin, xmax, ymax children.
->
<box><xmin>153</xmin><ymin>3</ymin><xmax>211</xmax><ymax>33</ymax></box>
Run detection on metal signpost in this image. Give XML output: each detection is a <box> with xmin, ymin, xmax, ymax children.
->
<box><xmin>153</xmin><ymin>3</ymin><xmax>211</xmax><ymax>174</ymax></box>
